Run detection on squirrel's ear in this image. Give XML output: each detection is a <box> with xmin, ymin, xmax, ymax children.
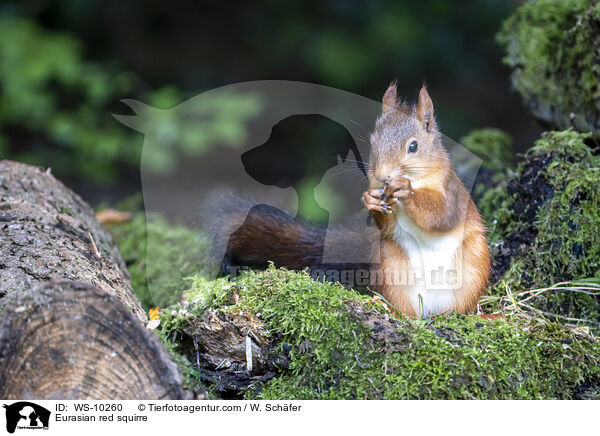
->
<box><xmin>382</xmin><ymin>82</ymin><xmax>397</xmax><ymax>114</ymax></box>
<box><xmin>417</xmin><ymin>86</ymin><xmax>434</xmax><ymax>132</ymax></box>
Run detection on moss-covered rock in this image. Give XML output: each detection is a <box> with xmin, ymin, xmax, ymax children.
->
<box><xmin>480</xmin><ymin>129</ymin><xmax>600</xmax><ymax>326</ymax></box>
<box><xmin>159</xmin><ymin>266</ymin><xmax>600</xmax><ymax>400</ymax></box>
<box><xmin>497</xmin><ymin>0</ymin><xmax>600</xmax><ymax>138</ymax></box>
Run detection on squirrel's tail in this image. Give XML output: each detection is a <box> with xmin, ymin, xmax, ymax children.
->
<box><xmin>205</xmin><ymin>191</ymin><xmax>371</xmax><ymax>278</ymax></box>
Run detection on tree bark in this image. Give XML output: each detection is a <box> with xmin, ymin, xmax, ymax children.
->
<box><xmin>0</xmin><ymin>160</ymin><xmax>190</xmax><ymax>399</ymax></box>
<box><xmin>0</xmin><ymin>160</ymin><xmax>145</xmax><ymax>323</ymax></box>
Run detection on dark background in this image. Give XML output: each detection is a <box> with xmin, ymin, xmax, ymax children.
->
<box><xmin>0</xmin><ymin>0</ymin><xmax>541</xmax><ymax>207</ymax></box>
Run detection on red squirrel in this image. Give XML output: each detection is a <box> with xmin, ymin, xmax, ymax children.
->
<box><xmin>361</xmin><ymin>83</ymin><xmax>489</xmax><ymax>317</ymax></box>
<box><xmin>219</xmin><ymin>83</ymin><xmax>490</xmax><ymax>318</ymax></box>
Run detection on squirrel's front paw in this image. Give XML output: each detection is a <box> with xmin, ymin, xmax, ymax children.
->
<box><xmin>386</xmin><ymin>176</ymin><xmax>413</xmax><ymax>200</ymax></box>
<box><xmin>362</xmin><ymin>188</ymin><xmax>393</xmax><ymax>215</ymax></box>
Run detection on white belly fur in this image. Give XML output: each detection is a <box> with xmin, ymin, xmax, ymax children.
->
<box><xmin>392</xmin><ymin>211</ymin><xmax>462</xmax><ymax>317</ymax></box>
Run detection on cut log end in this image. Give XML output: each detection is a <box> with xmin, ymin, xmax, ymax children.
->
<box><xmin>0</xmin><ymin>281</ymin><xmax>191</xmax><ymax>400</ymax></box>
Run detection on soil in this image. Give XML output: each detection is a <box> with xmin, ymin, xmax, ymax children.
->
<box><xmin>489</xmin><ymin>152</ymin><xmax>553</xmax><ymax>284</ymax></box>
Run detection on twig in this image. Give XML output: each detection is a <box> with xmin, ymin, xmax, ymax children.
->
<box><xmin>87</xmin><ymin>231</ymin><xmax>100</xmax><ymax>259</ymax></box>
<box><xmin>480</xmin><ymin>280</ymin><xmax>600</xmax><ymax>328</ymax></box>
<box><xmin>245</xmin><ymin>335</ymin><xmax>253</xmax><ymax>372</ymax></box>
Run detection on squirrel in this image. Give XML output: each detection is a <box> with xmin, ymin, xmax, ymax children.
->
<box><xmin>217</xmin><ymin>83</ymin><xmax>490</xmax><ymax>318</ymax></box>
<box><xmin>360</xmin><ymin>83</ymin><xmax>489</xmax><ymax>317</ymax></box>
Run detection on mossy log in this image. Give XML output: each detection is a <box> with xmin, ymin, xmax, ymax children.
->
<box><xmin>162</xmin><ymin>288</ymin><xmax>405</xmax><ymax>398</ymax></box>
<box><xmin>479</xmin><ymin>130</ymin><xmax>600</xmax><ymax>326</ymax></box>
<box><xmin>159</xmin><ymin>267</ymin><xmax>600</xmax><ymax>399</ymax></box>
<box><xmin>497</xmin><ymin>0</ymin><xmax>600</xmax><ymax>139</ymax></box>
<box><xmin>0</xmin><ymin>281</ymin><xmax>190</xmax><ymax>399</ymax></box>
<box><xmin>0</xmin><ymin>160</ymin><xmax>190</xmax><ymax>399</ymax></box>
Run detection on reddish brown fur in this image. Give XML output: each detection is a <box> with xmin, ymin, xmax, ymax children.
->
<box><xmin>364</xmin><ymin>83</ymin><xmax>490</xmax><ymax>317</ymax></box>
<box><xmin>221</xmin><ymin>205</ymin><xmax>324</xmax><ymax>269</ymax></box>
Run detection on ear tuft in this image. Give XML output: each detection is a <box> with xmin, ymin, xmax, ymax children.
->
<box><xmin>382</xmin><ymin>82</ymin><xmax>398</xmax><ymax>114</ymax></box>
<box><xmin>417</xmin><ymin>85</ymin><xmax>434</xmax><ymax>132</ymax></box>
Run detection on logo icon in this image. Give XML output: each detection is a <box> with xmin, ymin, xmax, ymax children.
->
<box><xmin>3</xmin><ymin>402</ymin><xmax>50</xmax><ymax>433</ymax></box>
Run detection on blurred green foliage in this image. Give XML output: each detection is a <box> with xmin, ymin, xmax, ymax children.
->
<box><xmin>15</xmin><ymin>0</ymin><xmax>512</xmax><ymax>94</ymax></box>
<box><xmin>0</xmin><ymin>1</ymin><xmax>531</xmax><ymax>213</ymax></box>
<box><xmin>0</xmin><ymin>17</ymin><xmax>261</xmax><ymax>182</ymax></box>
<box><xmin>120</xmin><ymin>90</ymin><xmax>262</xmax><ymax>175</ymax></box>
<box><xmin>0</xmin><ymin>18</ymin><xmax>140</xmax><ymax>180</ymax></box>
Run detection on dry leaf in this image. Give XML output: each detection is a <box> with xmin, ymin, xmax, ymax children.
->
<box><xmin>96</xmin><ymin>209</ymin><xmax>132</xmax><ymax>225</ymax></box>
<box><xmin>478</xmin><ymin>313</ymin><xmax>507</xmax><ymax>321</ymax></box>
<box><xmin>149</xmin><ymin>307</ymin><xmax>162</xmax><ymax>320</ymax></box>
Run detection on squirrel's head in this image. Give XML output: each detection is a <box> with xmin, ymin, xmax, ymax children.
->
<box><xmin>369</xmin><ymin>82</ymin><xmax>449</xmax><ymax>187</ymax></box>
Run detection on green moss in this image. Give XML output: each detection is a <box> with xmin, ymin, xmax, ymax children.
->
<box><xmin>478</xmin><ymin>186</ymin><xmax>515</xmax><ymax>242</ymax></box>
<box><xmin>481</xmin><ymin>129</ymin><xmax>600</xmax><ymax>325</ymax></box>
<box><xmin>160</xmin><ymin>266</ymin><xmax>600</xmax><ymax>399</ymax></box>
<box><xmin>460</xmin><ymin>127</ymin><xmax>515</xmax><ymax>205</ymax></box>
<box><xmin>497</xmin><ymin>0</ymin><xmax>600</xmax><ymax>136</ymax></box>
<box><xmin>108</xmin><ymin>212</ymin><xmax>210</xmax><ymax>310</ymax></box>
<box><xmin>460</xmin><ymin>128</ymin><xmax>513</xmax><ymax>172</ymax></box>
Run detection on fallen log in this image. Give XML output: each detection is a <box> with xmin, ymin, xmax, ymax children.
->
<box><xmin>0</xmin><ymin>160</ymin><xmax>190</xmax><ymax>399</ymax></box>
<box><xmin>0</xmin><ymin>160</ymin><xmax>145</xmax><ymax>323</ymax></box>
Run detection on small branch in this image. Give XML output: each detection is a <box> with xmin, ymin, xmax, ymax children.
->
<box><xmin>87</xmin><ymin>232</ymin><xmax>100</xmax><ymax>260</ymax></box>
<box><xmin>245</xmin><ymin>335</ymin><xmax>253</xmax><ymax>372</ymax></box>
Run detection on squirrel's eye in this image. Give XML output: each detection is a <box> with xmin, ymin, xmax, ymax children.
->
<box><xmin>408</xmin><ymin>140</ymin><xmax>418</xmax><ymax>153</ymax></box>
